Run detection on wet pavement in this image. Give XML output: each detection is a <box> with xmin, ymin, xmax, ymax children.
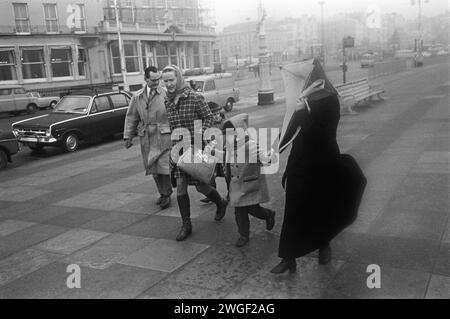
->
<box><xmin>0</xmin><ymin>58</ymin><xmax>448</xmax><ymax>299</ymax></box>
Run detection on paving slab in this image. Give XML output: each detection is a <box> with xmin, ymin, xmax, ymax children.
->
<box><xmin>322</xmin><ymin>262</ymin><xmax>430</xmax><ymax>299</ymax></box>
<box><xmin>0</xmin><ymin>224</ymin><xmax>69</xmax><ymax>260</ymax></box>
<box><xmin>0</xmin><ymin>261</ymin><xmax>165</xmax><ymax>299</ymax></box>
<box><xmin>370</xmin><ymin>208</ymin><xmax>447</xmax><ymax>241</ymax></box>
<box><xmin>433</xmin><ymin>244</ymin><xmax>450</xmax><ymax>277</ymax></box>
<box><xmin>55</xmin><ymin>192</ymin><xmax>148</xmax><ymax>211</ymax></box>
<box><xmin>349</xmin><ymin>235</ymin><xmax>439</xmax><ymax>273</ymax></box>
<box><xmin>138</xmin><ymin>280</ymin><xmax>227</xmax><ymax>299</ymax></box>
<box><xmin>80</xmin><ymin>212</ymin><xmax>148</xmax><ymax>233</ymax></box>
<box><xmin>226</xmin><ymin>256</ymin><xmax>344</xmax><ymax>299</ymax></box>
<box><xmin>119</xmin><ymin>238</ymin><xmax>209</xmax><ymax>273</ymax></box>
<box><xmin>0</xmin><ymin>187</ymin><xmax>52</xmax><ymax>202</ymax></box>
<box><xmin>387</xmin><ymin>186</ymin><xmax>449</xmax><ymax>213</ymax></box>
<box><xmin>0</xmin><ymin>220</ymin><xmax>36</xmax><ymax>237</ymax></box>
<box><xmin>44</xmin><ymin>208</ymin><xmax>109</xmax><ymax>228</ymax></box>
<box><xmin>64</xmin><ymin>234</ymin><xmax>155</xmax><ymax>269</ymax></box>
<box><xmin>0</xmin><ymin>248</ymin><xmax>62</xmax><ymax>288</ymax></box>
<box><xmin>168</xmin><ymin>238</ymin><xmax>276</xmax><ymax>292</ymax></box>
<box><xmin>425</xmin><ymin>275</ymin><xmax>450</xmax><ymax>299</ymax></box>
<box><xmin>14</xmin><ymin>205</ymin><xmax>77</xmax><ymax>223</ymax></box>
<box><xmin>0</xmin><ymin>203</ymin><xmax>45</xmax><ymax>221</ymax></box>
<box><xmin>118</xmin><ymin>216</ymin><xmax>181</xmax><ymax>240</ymax></box>
<box><xmin>35</xmin><ymin>229</ymin><xmax>110</xmax><ymax>255</ymax></box>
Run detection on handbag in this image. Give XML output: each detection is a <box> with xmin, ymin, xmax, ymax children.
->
<box><xmin>334</xmin><ymin>153</ymin><xmax>367</xmax><ymax>228</ymax></box>
<box><xmin>177</xmin><ymin>147</ymin><xmax>217</xmax><ymax>184</ymax></box>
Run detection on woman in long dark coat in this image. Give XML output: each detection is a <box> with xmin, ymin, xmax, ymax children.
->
<box><xmin>271</xmin><ymin>93</ymin><xmax>342</xmax><ymax>274</ymax></box>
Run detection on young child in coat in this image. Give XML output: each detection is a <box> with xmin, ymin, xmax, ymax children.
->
<box><xmin>210</xmin><ymin>113</ymin><xmax>276</xmax><ymax>247</ymax></box>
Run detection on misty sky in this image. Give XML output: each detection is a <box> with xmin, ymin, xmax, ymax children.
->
<box><xmin>213</xmin><ymin>0</ymin><xmax>449</xmax><ymax>31</ymax></box>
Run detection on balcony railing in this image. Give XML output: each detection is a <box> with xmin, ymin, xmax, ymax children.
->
<box><xmin>100</xmin><ymin>20</ymin><xmax>215</xmax><ymax>35</ymax></box>
<box><xmin>0</xmin><ymin>21</ymin><xmax>215</xmax><ymax>36</ymax></box>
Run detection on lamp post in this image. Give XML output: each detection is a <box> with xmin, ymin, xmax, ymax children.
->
<box><xmin>257</xmin><ymin>0</ymin><xmax>274</xmax><ymax>105</ymax></box>
<box><xmin>318</xmin><ymin>1</ymin><xmax>325</xmax><ymax>66</ymax></box>
<box><xmin>114</xmin><ymin>0</ymin><xmax>128</xmax><ymax>90</ymax></box>
<box><xmin>411</xmin><ymin>0</ymin><xmax>430</xmax><ymax>66</ymax></box>
<box><xmin>246</xmin><ymin>17</ymin><xmax>252</xmax><ymax>63</ymax></box>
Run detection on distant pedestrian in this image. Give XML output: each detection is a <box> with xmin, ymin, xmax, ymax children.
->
<box><xmin>123</xmin><ymin>66</ymin><xmax>173</xmax><ymax>210</ymax></box>
<box><xmin>162</xmin><ymin>65</ymin><xmax>228</xmax><ymax>242</ymax></box>
<box><xmin>211</xmin><ymin>113</ymin><xmax>276</xmax><ymax>247</ymax></box>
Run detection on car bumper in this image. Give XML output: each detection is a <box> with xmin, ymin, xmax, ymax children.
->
<box><xmin>17</xmin><ymin>136</ymin><xmax>58</xmax><ymax>145</ymax></box>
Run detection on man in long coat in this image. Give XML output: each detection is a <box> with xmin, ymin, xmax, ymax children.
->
<box><xmin>123</xmin><ymin>66</ymin><xmax>173</xmax><ymax>209</ymax></box>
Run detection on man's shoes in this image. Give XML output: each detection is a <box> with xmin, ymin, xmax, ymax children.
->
<box><xmin>200</xmin><ymin>197</ymin><xmax>212</xmax><ymax>204</ymax></box>
<box><xmin>156</xmin><ymin>196</ymin><xmax>163</xmax><ymax>206</ymax></box>
<box><xmin>270</xmin><ymin>259</ymin><xmax>297</xmax><ymax>274</ymax></box>
<box><xmin>235</xmin><ymin>236</ymin><xmax>249</xmax><ymax>247</ymax></box>
<box><xmin>266</xmin><ymin>209</ymin><xmax>275</xmax><ymax>231</ymax></box>
<box><xmin>159</xmin><ymin>196</ymin><xmax>171</xmax><ymax>210</ymax></box>
<box><xmin>214</xmin><ymin>199</ymin><xmax>228</xmax><ymax>221</ymax></box>
<box><xmin>318</xmin><ymin>244</ymin><xmax>332</xmax><ymax>265</ymax></box>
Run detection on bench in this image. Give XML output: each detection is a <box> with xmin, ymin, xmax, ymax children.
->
<box><xmin>335</xmin><ymin>78</ymin><xmax>385</xmax><ymax>114</ymax></box>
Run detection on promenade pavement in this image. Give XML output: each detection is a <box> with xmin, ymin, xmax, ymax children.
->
<box><xmin>0</xmin><ymin>58</ymin><xmax>448</xmax><ymax>298</ymax></box>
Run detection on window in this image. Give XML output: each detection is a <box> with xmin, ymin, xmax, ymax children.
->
<box><xmin>168</xmin><ymin>45</ymin><xmax>178</xmax><ymax>66</ymax></box>
<box><xmin>0</xmin><ymin>49</ymin><xmax>17</xmax><ymax>81</ymax></box>
<box><xmin>141</xmin><ymin>43</ymin><xmax>154</xmax><ymax>69</ymax></box>
<box><xmin>43</xmin><ymin>3</ymin><xmax>59</xmax><ymax>33</ymax></box>
<box><xmin>155</xmin><ymin>43</ymin><xmax>169</xmax><ymax>70</ymax></box>
<box><xmin>13</xmin><ymin>3</ymin><xmax>30</xmax><ymax>33</ymax></box>
<box><xmin>202</xmin><ymin>43</ymin><xmax>211</xmax><ymax>67</ymax></box>
<box><xmin>21</xmin><ymin>48</ymin><xmax>46</xmax><ymax>79</ymax></box>
<box><xmin>204</xmin><ymin>80</ymin><xmax>215</xmax><ymax>91</ymax></box>
<box><xmin>193</xmin><ymin>43</ymin><xmax>200</xmax><ymax>68</ymax></box>
<box><xmin>111</xmin><ymin>41</ymin><xmax>139</xmax><ymax>74</ymax></box>
<box><xmin>123</xmin><ymin>41</ymin><xmax>139</xmax><ymax>73</ymax></box>
<box><xmin>77</xmin><ymin>48</ymin><xmax>87</xmax><ymax>77</ymax></box>
<box><xmin>71</xmin><ymin>4</ymin><xmax>86</xmax><ymax>32</ymax></box>
<box><xmin>92</xmin><ymin>96</ymin><xmax>111</xmax><ymax>113</ymax></box>
<box><xmin>14</xmin><ymin>87</ymin><xmax>26</xmax><ymax>94</ymax></box>
<box><xmin>110</xmin><ymin>94</ymin><xmax>130</xmax><ymax>109</ymax></box>
<box><xmin>0</xmin><ymin>89</ymin><xmax>12</xmax><ymax>95</ymax></box>
<box><xmin>50</xmin><ymin>47</ymin><xmax>73</xmax><ymax>78</ymax></box>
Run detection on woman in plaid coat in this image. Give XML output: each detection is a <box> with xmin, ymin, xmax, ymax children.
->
<box><xmin>162</xmin><ymin>65</ymin><xmax>228</xmax><ymax>242</ymax></box>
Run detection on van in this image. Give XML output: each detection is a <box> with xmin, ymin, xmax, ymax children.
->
<box><xmin>361</xmin><ymin>53</ymin><xmax>376</xmax><ymax>68</ymax></box>
<box><xmin>186</xmin><ymin>73</ymin><xmax>240</xmax><ymax>112</ymax></box>
<box><xmin>0</xmin><ymin>85</ymin><xmax>39</xmax><ymax>115</ymax></box>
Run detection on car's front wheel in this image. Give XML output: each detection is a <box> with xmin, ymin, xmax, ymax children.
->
<box><xmin>0</xmin><ymin>149</ymin><xmax>8</xmax><ymax>169</ymax></box>
<box><xmin>49</xmin><ymin>101</ymin><xmax>58</xmax><ymax>109</ymax></box>
<box><xmin>63</xmin><ymin>133</ymin><xmax>79</xmax><ymax>152</ymax></box>
<box><xmin>224</xmin><ymin>98</ymin><xmax>234</xmax><ymax>112</ymax></box>
<box><xmin>26</xmin><ymin>103</ymin><xmax>37</xmax><ymax>114</ymax></box>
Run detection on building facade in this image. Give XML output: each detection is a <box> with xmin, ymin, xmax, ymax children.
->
<box><xmin>217</xmin><ymin>16</ymin><xmax>319</xmax><ymax>67</ymax></box>
<box><xmin>0</xmin><ymin>0</ymin><xmax>216</xmax><ymax>93</ymax></box>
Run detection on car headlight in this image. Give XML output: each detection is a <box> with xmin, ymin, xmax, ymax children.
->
<box><xmin>12</xmin><ymin>129</ymin><xmax>19</xmax><ymax>138</ymax></box>
<box><xmin>45</xmin><ymin>129</ymin><xmax>51</xmax><ymax>137</ymax></box>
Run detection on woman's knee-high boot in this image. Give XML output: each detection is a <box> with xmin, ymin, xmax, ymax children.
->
<box><xmin>176</xmin><ymin>195</ymin><xmax>192</xmax><ymax>241</ymax></box>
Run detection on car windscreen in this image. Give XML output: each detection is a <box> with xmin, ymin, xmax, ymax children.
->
<box><xmin>53</xmin><ymin>96</ymin><xmax>90</xmax><ymax>114</ymax></box>
<box><xmin>190</xmin><ymin>81</ymin><xmax>204</xmax><ymax>92</ymax></box>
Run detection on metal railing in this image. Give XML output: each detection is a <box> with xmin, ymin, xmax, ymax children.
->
<box><xmin>368</xmin><ymin>59</ymin><xmax>409</xmax><ymax>79</ymax></box>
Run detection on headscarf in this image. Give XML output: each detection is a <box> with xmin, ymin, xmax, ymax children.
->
<box><xmin>162</xmin><ymin>65</ymin><xmax>191</xmax><ymax>103</ymax></box>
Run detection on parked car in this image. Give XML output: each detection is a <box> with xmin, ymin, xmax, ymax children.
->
<box><xmin>29</xmin><ymin>92</ymin><xmax>60</xmax><ymax>110</ymax></box>
<box><xmin>186</xmin><ymin>73</ymin><xmax>240</xmax><ymax>112</ymax></box>
<box><xmin>12</xmin><ymin>91</ymin><xmax>131</xmax><ymax>152</ymax></box>
<box><xmin>361</xmin><ymin>53</ymin><xmax>376</xmax><ymax>68</ymax></box>
<box><xmin>0</xmin><ymin>85</ymin><xmax>39</xmax><ymax>115</ymax></box>
<box><xmin>0</xmin><ymin>129</ymin><xmax>19</xmax><ymax>169</ymax></box>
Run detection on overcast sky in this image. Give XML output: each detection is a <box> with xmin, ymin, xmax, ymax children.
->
<box><xmin>213</xmin><ymin>0</ymin><xmax>449</xmax><ymax>31</ymax></box>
